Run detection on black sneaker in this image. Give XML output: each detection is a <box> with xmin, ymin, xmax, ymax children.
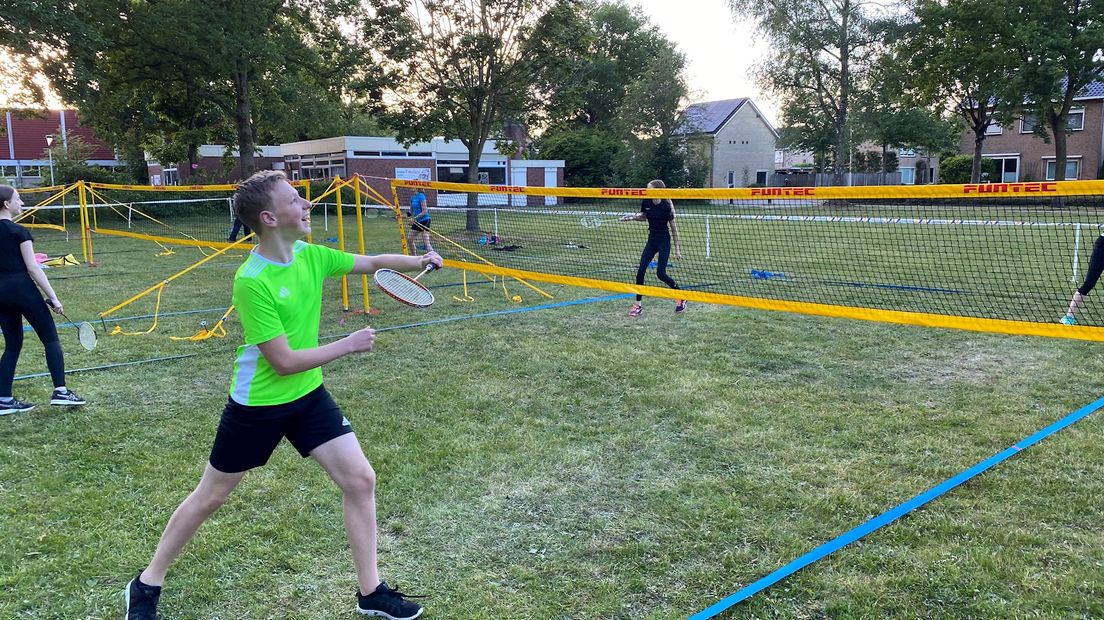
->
<box><xmin>124</xmin><ymin>575</ymin><xmax>161</xmax><ymax>620</ymax></box>
<box><xmin>356</xmin><ymin>581</ymin><xmax>424</xmax><ymax>619</ymax></box>
<box><xmin>0</xmin><ymin>397</ymin><xmax>34</xmax><ymax>416</ymax></box>
<box><xmin>50</xmin><ymin>388</ymin><xmax>86</xmax><ymax>406</ymax></box>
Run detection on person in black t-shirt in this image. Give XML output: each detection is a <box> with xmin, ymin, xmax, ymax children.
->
<box><xmin>0</xmin><ymin>185</ymin><xmax>85</xmax><ymax>415</ymax></box>
<box><xmin>620</xmin><ymin>179</ymin><xmax>685</xmax><ymax>316</ymax></box>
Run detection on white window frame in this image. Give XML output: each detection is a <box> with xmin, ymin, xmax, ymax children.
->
<box><xmin>1020</xmin><ymin>114</ymin><xmax>1036</xmax><ymax>133</ymax></box>
<box><xmin>984</xmin><ymin>122</ymin><xmax>1003</xmax><ymax>135</ymax></box>
<box><xmin>1044</xmin><ymin>157</ymin><xmax>1081</xmax><ymax>181</ymax></box>
<box><xmin>984</xmin><ymin>153</ymin><xmax>1020</xmax><ymax>183</ymax></box>
<box><xmin>1067</xmin><ymin>109</ymin><xmax>1085</xmax><ymax>131</ymax></box>
<box><xmin>163</xmin><ymin>167</ymin><xmax>179</xmax><ymax>186</ymax></box>
<box><xmin>900</xmin><ymin>167</ymin><xmax>916</xmax><ymax>185</ymax></box>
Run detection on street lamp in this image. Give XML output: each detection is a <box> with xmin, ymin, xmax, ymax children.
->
<box><xmin>45</xmin><ymin>134</ymin><xmax>55</xmax><ymax>186</ymax></box>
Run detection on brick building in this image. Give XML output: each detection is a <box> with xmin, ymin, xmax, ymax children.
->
<box><xmin>2</xmin><ymin>109</ymin><xmax>122</xmax><ymax>187</ymax></box>
<box><xmin>958</xmin><ymin>81</ymin><xmax>1104</xmax><ymax>182</ymax></box>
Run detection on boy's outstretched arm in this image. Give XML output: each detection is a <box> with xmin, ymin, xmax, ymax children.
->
<box><xmin>258</xmin><ymin>328</ymin><xmax>377</xmax><ymax>376</ymax></box>
<box><xmin>351</xmin><ymin>251</ymin><xmax>442</xmax><ymax>275</ymax></box>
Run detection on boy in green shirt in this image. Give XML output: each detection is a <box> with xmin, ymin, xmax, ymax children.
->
<box><xmin>125</xmin><ymin>171</ymin><xmax>440</xmax><ymax>619</ymax></box>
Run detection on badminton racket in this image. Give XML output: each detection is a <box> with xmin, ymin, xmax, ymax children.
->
<box><xmin>373</xmin><ymin>263</ymin><xmax>437</xmax><ymax>308</ymax></box>
<box><xmin>47</xmin><ymin>301</ymin><xmax>97</xmax><ymax>350</ymax></box>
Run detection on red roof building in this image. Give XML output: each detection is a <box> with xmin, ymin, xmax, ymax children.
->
<box><xmin>2</xmin><ymin>109</ymin><xmax>121</xmax><ymax>187</ymax></box>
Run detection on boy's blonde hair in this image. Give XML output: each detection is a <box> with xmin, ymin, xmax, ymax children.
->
<box><xmin>647</xmin><ymin>179</ymin><xmax>666</xmax><ymax>189</ymax></box>
<box><xmin>233</xmin><ymin>170</ymin><xmax>288</xmax><ymax>231</ymax></box>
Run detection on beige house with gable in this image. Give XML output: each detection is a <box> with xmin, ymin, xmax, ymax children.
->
<box><xmin>676</xmin><ymin>98</ymin><xmax>779</xmax><ymax>188</ymax></box>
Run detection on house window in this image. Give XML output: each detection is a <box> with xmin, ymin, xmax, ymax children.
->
<box><xmin>163</xmin><ymin>168</ymin><xmax>179</xmax><ymax>185</ymax></box>
<box><xmin>984</xmin><ymin>122</ymin><xmax>1002</xmax><ymax>135</ymax></box>
<box><xmin>985</xmin><ymin>156</ymin><xmax>1019</xmax><ymax>182</ymax></box>
<box><xmin>1021</xmin><ymin>111</ymin><xmax>1085</xmax><ymax>133</ymax></box>
<box><xmin>901</xmin><ymin>167</ymin><xmax>916</xmax><ymax>185</ymax></box>
<box><xmin>755</xmin><ymin>170</ymin><xmax>768</xmax><ymax>185</ymax></box>
<box><xmin>1067</xmin><ymin>109</ymin><xmax>1085</xmax><ymax>131</ymax></box>
<box><xmin>1044</xmin><ymin>158</ymin><xmax>1081</xmax><ymax>180</ymax></box>
<box><xmin>726</xmin><ymin>171</ymin><xmax>735</xmax><ymax>187</ymax></box>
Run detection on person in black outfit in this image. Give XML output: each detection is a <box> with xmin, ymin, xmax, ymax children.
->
<box><xmin>1061</xmin><ymin>232</ymin><xmax>1104</xmax><ymax>325</ymax></box>
<box><xmin>0</xmin><ymin>185</ymin><xmax>85</xmax><ymax>415</ymax></box>
<box><xmin>227</xmin><ymin>215</ymin><xmax>251</xmax><ymax>242</ymax></box>
<box><xmin>620</xmin><ymin>179</ymin><xmax>685</xmax><ymax>316</ymax></box>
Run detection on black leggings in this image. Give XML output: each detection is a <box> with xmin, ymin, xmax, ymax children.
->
<box><xmin>0</xmin><ymin>276</ymin><xmax>65</xmax><ymax>396</ymax></box>
<box><xmin>635</xmin><ymin>235</ymin><xmax>679</xmax><ymax>302</ymax></box>
<box><xmin>1078</xmin><ymin>236</ymin><xmax>1104</xmax><ymax>296</ymax></box>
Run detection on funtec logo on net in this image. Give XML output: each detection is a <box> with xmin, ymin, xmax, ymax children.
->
<box><xmin>488</xmin><ymin>185</ymin><xmax>528</xmax><ymax>193</ymax></box>
<box><xmin>600</xmin><ymin>188</ymin><xmax>649</xmax><ymax>196</ymax></box>
<box><xmin>962</xmin><ymin>182</ymin><xmax>1058</xmax><ymax>194</ymax></box>
<box><xmin>750</xmin><ymin>187</ymin><xmax>816</xmax><ymax>197</ymax></box>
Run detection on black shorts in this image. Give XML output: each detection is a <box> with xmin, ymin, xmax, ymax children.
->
<box><xmin>208</xmin><ymin>385</ymin><xmax>354</xmax><ymax>473</ymax></box>
<box><xmin>410</xmin><ymin>219</ymin><xmax>431</xmax><ymax>232</ymax></box>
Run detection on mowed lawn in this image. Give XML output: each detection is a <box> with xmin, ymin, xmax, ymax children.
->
<box><xmin>1</xmin><ymin>212</ymin><xmax>1103</xmax><ymax>619</ymax></box>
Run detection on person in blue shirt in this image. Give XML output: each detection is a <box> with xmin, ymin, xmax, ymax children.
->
<box><xmin>407</xmin><ymin>189</ymin><xmax>434</xmax><ymax>253</ymax></box>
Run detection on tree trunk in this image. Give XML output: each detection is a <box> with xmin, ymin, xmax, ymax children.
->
<box><xmin>1050</xmin><ymin>111</ymin><xmax>1068</xmax><ymax>181</ymax></box>
<box><xmin>833</xmin><ymin>0</ymin><xmax>851</xmax><ymax>187</ymax></box>
<box><xmin>464</xmin><ymin>139</ymin><xmax>482</xmax><ymax>232</ymax></box>
<box><xmin>232</xmin><ymin>65</ymin><xmax>255</xmax><ymax>179</ymax></box>
<box><xmin>971</xmin><ymin>129</ymin><xmax>985</xmax><ymax>183</ymax></box>
<box><xmin>187</xmin><ymin>143</ymin><xmax>199</xmax><ymax>181</ymax></box>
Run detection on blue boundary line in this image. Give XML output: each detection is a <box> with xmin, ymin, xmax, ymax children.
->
<box><xmin>690</xmin><ymin>394</ymin><xmax>1104</xmax><ymax>620</ymax></box>
<box><xmin>323</xmin><ymin>292</ymin><xmax>637</xmax><ymax>339</ymax></box>
<box><xmin>30</xmin><ymin>307</ymin><xmax>231</xmax><ymax>332</ymax></box>
<box><xmin>14</xmin><ymin>354</ymin><xmax>197</xmax><ymax>381</ymax></box>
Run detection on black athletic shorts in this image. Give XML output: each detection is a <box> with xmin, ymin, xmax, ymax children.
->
<box><xmin>208</xmin><ymin>384</ymin><xmax>353</xmax><ymax>473</ymax></box>
<box><xmin>410</xmin><ymin>219</ymin><xmax>431</xmax><ymax>232</ymax></box>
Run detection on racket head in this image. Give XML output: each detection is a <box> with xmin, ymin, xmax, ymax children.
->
<box><xmin>76</xmin><ymin>322</ymin><xmax>97</xmax><ymax>350</ymax></box>
<box><xmin>373</xmin><ymin>268</ymin><xmax>435</xmax><ymax>308</ymax></box>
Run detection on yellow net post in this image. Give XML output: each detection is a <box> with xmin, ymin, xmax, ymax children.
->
<box><xmin>77</xmin><ymin>181</ymin><xmax>94</xmax><ymax>265</ymax></box>
<box><xmin>352</xmin><ymin>177</ymin><xmax>378</xmax><ymax>314</ymax></box>
<box><xmin>391</xmin><ymin>181</ymin><xmax>412</xmax><ymax>256</ymax></box>
<box><xmin>304</xmin><ymin>180</ymin><xmax>313</xmax><ymax>244</ymax></box>
<box><xmin>334</xmin><ymin>176</ymin><xmax>350</xmax><ymax>311</ymax></box>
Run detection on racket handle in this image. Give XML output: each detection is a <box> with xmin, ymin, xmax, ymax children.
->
<box><xmin>412</xmin><ymin>262</ymin><xmax>437</xmax><ymax>281</ymax></box>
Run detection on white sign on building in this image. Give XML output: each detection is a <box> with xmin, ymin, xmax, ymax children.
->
<box><xmin>395</xmin><ymin>167</ymin><xmax>431</xmax><ymax>181</ymax></box>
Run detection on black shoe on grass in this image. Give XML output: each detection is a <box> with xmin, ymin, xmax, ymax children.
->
<box><xmin>356</xmin><ymin>581</ymin><xmax>424</xmax><ymax>619</ymax></box>
<box><xmin>124</xmin><ymin>574</ymin><xmax>161</xmax><ymax>620</ymax></box>
<box><xmin>51</xmin><ymin>388</ymin><xmax>86</xmax><ymax>406</ymax></box>
<box><xmin>0</xmin><ymin>397</ymin><xmax>34</xmax><ymax>416</ymax></box>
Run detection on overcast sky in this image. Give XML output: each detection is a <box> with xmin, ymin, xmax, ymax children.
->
<box><xmin>629</xmin><ymin>0</ymin><xmax>778</xmax><ymax>125</ymax></box>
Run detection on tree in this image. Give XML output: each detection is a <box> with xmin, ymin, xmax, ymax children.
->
<box><xmin>21</xmin><ymin>0</ymin><xmax>373</xmax><ymax>180</ymax></box>
<box><xmin>852</xmin><ymin>50</ymin><xmax>958</xmax><ymax>180</ymax></box>
<box><xmin>903</xmin><ymin>0</ymin><xmax>1028</xmax><ymax>182</ymax></box>
<box><xmin>535</xmin><ymin>1</ymin><xmax>691</xmax><ymax>186</ymax></box>
<box><xmin>1011</xmin><ymin>0</ymin><xmax>1104</xmax><ymax>181</ymax></box>
<box><xmin>368</xmin><ymin>0</ymin><xmax>577</xmax><ymax>229</ymax></box>
<box><xmin>730</xmin><ymin>0</ymin><xmax>894</xmax><ymax>184</ymax></box>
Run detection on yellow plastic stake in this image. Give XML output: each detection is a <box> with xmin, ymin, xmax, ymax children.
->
<box><xmin>452</xmin><ymin>270</ymin><xmax>475</xmax><ymax>302</ymax></box>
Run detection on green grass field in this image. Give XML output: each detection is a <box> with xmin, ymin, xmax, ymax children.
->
<box><xmin>2</xmin><ymin>206</ymin><xmax>1104</xmax><ymax>618</ymax></box>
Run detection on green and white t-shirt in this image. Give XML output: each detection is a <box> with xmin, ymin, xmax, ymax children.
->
<box><xmin>229</xmin><ymin>240</ymin><xmax>355</xmax><ymax>405</ymax></box>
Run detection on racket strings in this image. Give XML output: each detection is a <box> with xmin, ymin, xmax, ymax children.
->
<box><xmin>376</xmin><ymin>271</ymin><xmax>434</xmax><ymax>306</ymax></box>
<box><xmin>77</xmin><ymin>323</ymin><xmax>97</xmax><ymax>350</ymax></box>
